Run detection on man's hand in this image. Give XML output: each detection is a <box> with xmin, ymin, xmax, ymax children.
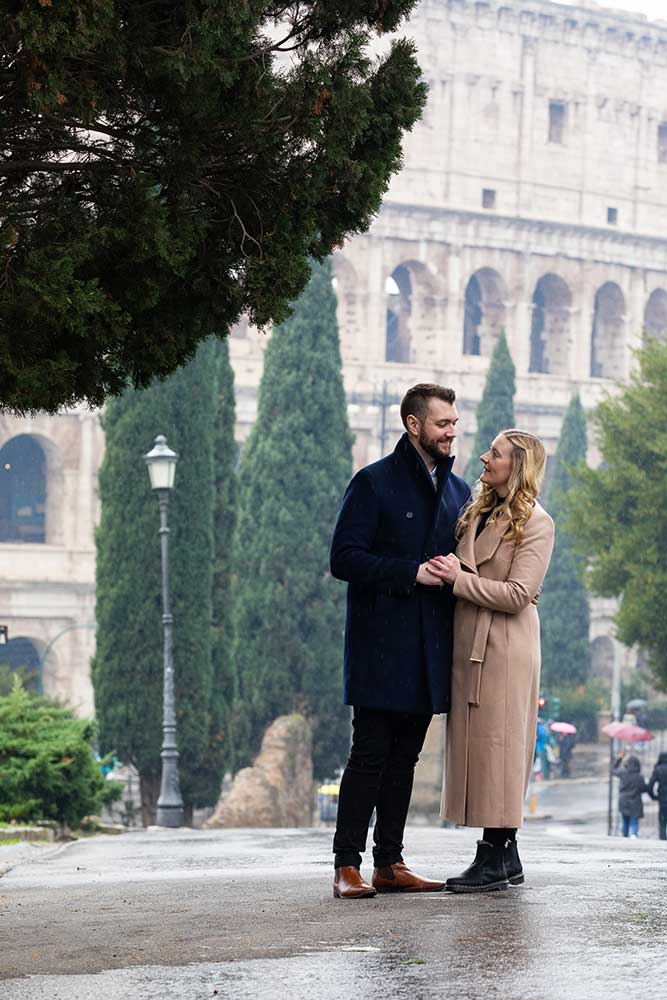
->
<box><xmin>426</xmin><ymin>554</ymin><xmax>461</xmax><ymax>584</ymax></box>
<box><xmin>416</xmin><ymin>562</ymin><xmax>444</xmax><ymax>587</ymax></box>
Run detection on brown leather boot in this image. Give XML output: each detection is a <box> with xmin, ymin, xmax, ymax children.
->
<box><xmin>372</xmin><ymin>861</ymin><xmax>445</xmax><ymax>893</ymax></box>
<box><xmin>333</xmin><ymin>866</ymin><xmax>377</xmax><ymax>899</ymax></box>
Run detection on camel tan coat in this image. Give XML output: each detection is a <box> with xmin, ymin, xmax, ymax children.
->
<box><xmin>441</xmin><ymin>502</ymin><xmax>555</xmax><ymax>828</ymax></box>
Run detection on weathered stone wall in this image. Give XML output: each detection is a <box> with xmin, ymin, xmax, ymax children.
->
<box><xmin>205</xmin><ymin>715</ymin><xmax>315</xmax><ymax>829</ymax></box>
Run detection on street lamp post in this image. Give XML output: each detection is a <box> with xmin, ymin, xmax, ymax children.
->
<box><xmin>144</xmin><ymin>434</ymin><xmax>184</xmax><ymax>828</ymax></box>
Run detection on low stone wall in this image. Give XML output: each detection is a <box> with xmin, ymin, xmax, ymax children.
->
<box><xmin>205</xmin><ymin>714</ymin><xmax>315</xmax><ymax>829</ymax></box>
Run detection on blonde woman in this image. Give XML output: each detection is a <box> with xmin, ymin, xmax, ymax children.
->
<box><xmin>427</xmin><ymin>429</ymin><xmax>555</xmax><ymax>893</ymax></box>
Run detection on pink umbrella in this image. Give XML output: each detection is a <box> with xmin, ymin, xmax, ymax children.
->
<box><xmin>602</xmin><ymin>721</ymin><xmax>653</xmax><ymax>742</ymax></box>
<box><xmin>550</xmin><ymin>721</ymin><xmax>577</xmax><ymax>735</ymax></box>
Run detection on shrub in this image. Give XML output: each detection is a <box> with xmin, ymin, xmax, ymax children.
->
<box><xmin>554</xmin><ymin>683</ymin><xmax>607</xmax><ymax>743</ymax></box>
<box><xmin>0</xmin><ymin>678</ymin><xmax>120</xmax><ymax>828</ymax></box>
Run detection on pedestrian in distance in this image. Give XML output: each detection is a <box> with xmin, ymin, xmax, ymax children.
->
<box><xmin>612</xmin><ymin>752</ymin><xmax>648</xmax><ymax>838</ymax></box>
<box><xmin>558</xmin><ymin>732</ymin><xmax>576</xmax><ymax>779</ymax></box>
<box><xmin>329</xmin><ymin>383</ymin><xmax>470</xmax><ymax>899</ymax></box>
<box><xmin>428</xmin><ymin>430</ymin><xmax>555</xmax><ymax>893</ymax></box>
<box><xmin>647</xmin><ymin>751</ymin><xmax>667</xmax><ymax>841</ymax></box>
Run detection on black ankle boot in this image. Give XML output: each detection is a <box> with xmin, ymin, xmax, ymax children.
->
<box><xmin>503</xmin><ymin>839</ymin><xmax>524</xmax><ymax>885</ymax></box>
<box><xmin>445</xmin><ymin>840</ymin><xmax>509</xmax><ymax>894</ymax></box>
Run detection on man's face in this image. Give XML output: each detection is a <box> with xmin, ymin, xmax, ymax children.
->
<box><xmin>409</xmin><ymin>399</ymin><xmax>459</xmax><ymax>462</ymax></box>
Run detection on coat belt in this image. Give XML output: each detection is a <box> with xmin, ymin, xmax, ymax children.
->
<box><xmin>467</xmin><ymin>608</ymin><xmax>494</xmax><ymax>707</ymax></box>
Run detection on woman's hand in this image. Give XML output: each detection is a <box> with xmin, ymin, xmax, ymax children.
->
<box><xmin>427</xmin><ymin>553</ymin><xmax>461</xmax><ymax>584</ymax></box>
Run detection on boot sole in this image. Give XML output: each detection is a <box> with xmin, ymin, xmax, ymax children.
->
<box><xmin>445</xmin><ymin>879</ymin><xmax>509</xmax><ymax>894</ymax></box>
<box><xmin>333</xmin><ymin>888</ymin><xmax>377</xmax><ymax>899</ymax></box>
<box><xmin>373</xmin><ymin>885</ymin><xmax>445</xmax><ymax>894</ymax></box>
<box><xmin>508</xmin><ymin>873</ymin><xmax>525</xmax><ymax>886</ymax></box>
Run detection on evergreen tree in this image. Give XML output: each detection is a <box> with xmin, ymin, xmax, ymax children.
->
<box><xmin>93</xmin><ymin>339</ymin><xmax>219</xmax><ymax>823</ymax></box>
<box><xmin>540</xmin><ymin>395</ymin><xmax>591</xmax><ymax>689</ymax></box>
<box><xmin>565</xmin><ymin>339</ymin><xmax>667</xmax><ymax>690</ymax></box>
<box><xmin>231</xmin><ymin>259</ymin><xmax>353</xmax><ymax>779</ymax></box>
<box><xmin>2</xmin><ymin>2</ymin><xmax>426</xmax><ymax>414</ymax></box>
<box><xmin>466</xmin><ymin>332</ymin><xmax>516</xmax><ymax>484</ymax></box>
<box><xmin>190</xmin><ymin>340</ymin><xmax>238</xmax><ymax>804</ymax></box>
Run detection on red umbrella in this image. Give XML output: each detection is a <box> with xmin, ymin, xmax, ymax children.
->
<box><xmin>602</xmin><ymin>721</ymin><xmax>653</xmax><ymax>742</ymax></box>
<box><xmin>550</xmin><ymin>721</ymin><xmax>577</xmax><ymax>735</ymax></box>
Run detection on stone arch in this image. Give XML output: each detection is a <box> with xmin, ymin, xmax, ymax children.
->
<box><xmin>0</xmin><ymin>432</ymin><xmax>64</xmax><ymax>545</ymax></box>
<box><xmin>0</xmin><ymin>435</ymin><xmax>47</xmax><ymax>543</ymax></box>
<box><xmin>463</xmin><ymin>267</ymin><xmax>508</xmax><ymax>356</ymax></box>
<box><xmin>0</xmin><ymin>635</ymin><xmax>42</xmax><ymax>693</ymax></box>
<box><xmin>385</xmin><ymin>264</ymin><xmax>412</xmax><ymax>362</ymax></box>
<box><xmin>590</xmin><ymin>635</ymin><xmax>615</xmax><ymax>683</ymax></box>
<box><xmin>529</xmin><ymin>274</ymin><xmax>572</xmax><ymax>375</ymax></box>
<box><xmin>590</xmin><ymin>282</ymin><xmax>625</xmax><ymax>379</ymax></box>
<box><xmin>332</xmin><ymin>254</ymin><xmax>361</xmax><ymax>361</ymax></box>
<box><xmin>384</xmin><ymin>260</ymin><xmax>440</xmax><ymax>365</ymax></box>
<box><xmin>644</xmin><ymin>288</ymin><xmax>667</xmax><ymax>342</ymax></box>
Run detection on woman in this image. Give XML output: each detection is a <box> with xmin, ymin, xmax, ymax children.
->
<box><xmin>612</xmin><ymin>753</ymin><xmax>647</xmax><ymax>838</ymax></box>
<box><xmin>427</xmin><ymin>429</ymin><xmax>554</xmax><ymax>892</ymax></box>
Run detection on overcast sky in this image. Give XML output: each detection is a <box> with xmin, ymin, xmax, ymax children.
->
<box><xmin>570</xmin><ymin>0</ymin><xmax>667</xmax><ymax>22</ymax></box>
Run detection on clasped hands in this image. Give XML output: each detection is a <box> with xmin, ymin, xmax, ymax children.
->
<box><xmin>416</xmin><ymin>553</ymin><xmax>461</xmax><ymax>587</ymax></box>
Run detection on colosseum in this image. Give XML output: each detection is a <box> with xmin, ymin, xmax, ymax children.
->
<box><xmin>1</xmin><ymin>0</ymin><xmax>664</xmax><ymax>710</ymax></box>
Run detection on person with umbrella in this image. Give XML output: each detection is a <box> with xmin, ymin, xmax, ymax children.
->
<box><xmin>647</xmin><ymin>752</ymin><xmax>667</xmax><ymax>841</ymax></box>
<box><xmin>612</xmin><ymin>752</ymin><xmax>648</xmax><ymax>838</ymax></box>
<box><xmin>550</xmin><ymin>721</ymin><xmax>577</xmax><ymax>778</ymax></box>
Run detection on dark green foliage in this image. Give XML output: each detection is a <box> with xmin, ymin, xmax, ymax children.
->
<box><xmin>93</xmin><ymin>339</ymin><xmax>219</xmax><ymax>820</ymax></box>
<box><xmin>0</xmin><ymin>678</ymin><xmax>120</xmax><ymax>827</ymax></box>
<box><xmin>465</xmin><ymin>332</ymin><xmax>516</xmax><ymax>484</ymax></box>
<box><xmin>540</xmin><ymin>395</ymin><xmax>591</xmax><ymax>689</ymax></box>
<box><xmin>191</xmin><ymin>340</ymin><xmax>238</xmax><ymax>804</ymax></box>
<box><xmin>232</xmin><ymin>259</ymin><xmax>353</xmax><ymax>779</ymax></box>
<box><xmin>549</xmin><ymin>684</ymin><xmax>604</xmax><ymax>743</ymax></box>
<box><xmin>1</xmin><ymin>2</ymin><xmax>426</xmax><ymax>413</ymax></box>
<box><xmin>565</xmin><ymin>338</ymin><xmax>667</xmax><ymax>691</ymax></box>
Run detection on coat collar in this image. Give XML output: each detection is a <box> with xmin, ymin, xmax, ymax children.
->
<box><xmin>395</xmin><ymin>433</ymin><xmax>455</xmax><ymax>498</ymax></box>
<box><xmin>457</xmin><ymin>509</ymin><xmax>510</xmax><ymax>575</ymax></box>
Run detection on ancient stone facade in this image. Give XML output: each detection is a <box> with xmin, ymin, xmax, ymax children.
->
<box><xmin>4</xmin><ymin>1</ymin><xmax>666</xmax><ymax>711</ymax></box>
<box><xmin>231</xmin><ymin>0</ymin><xmax>667</xmax><ymax>682</ymax></box>
<box><xmin>0</xmin><ymin>408</ymin><xmax>102</xmax><ymax>714</ymax></box>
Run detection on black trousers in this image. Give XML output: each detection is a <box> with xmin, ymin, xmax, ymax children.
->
<box><xmin>659</xmin><ymin>805</ymin><xmax>667</xmax><ymax>841</ymax></box>
<box><xmin>333</xmin><ymin>706</ymin><xmax>432</xmax><ymax>869</ymax></box>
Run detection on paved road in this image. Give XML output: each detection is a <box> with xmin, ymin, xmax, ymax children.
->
<box><xmin>0</xmin><ymin>826</ymin><xmax>665</xmax><ymax>999</ymax></box>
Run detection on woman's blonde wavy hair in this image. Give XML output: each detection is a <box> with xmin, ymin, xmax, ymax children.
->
<box><xmin>457</xmin><ymin>429</ymin><xmax>547</xmax><ymax>544</ymax></box>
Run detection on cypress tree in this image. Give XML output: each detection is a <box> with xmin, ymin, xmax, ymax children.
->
<box><xmin>540</xmin><ymin>394</ymin><xmax>591</xmax><ymax>689</ymax></box>
<box><xmin>190</xmin><ymin>340</ymin><xmax>238</xmax><ymax>804</ymax></box>
<box><xmin>231</xmin><ymin>259</ymin><xmax>353</xmax><ymax>779</ymax></box>
<box><xmin>93</xmin><ymin>339</ymin><xmax>218</xmax><ymax>823</ymax></box>
<box><xmin>466</xmin><ymin>332</ymin><xmax>516</xmax><ymax>484</ymax></box>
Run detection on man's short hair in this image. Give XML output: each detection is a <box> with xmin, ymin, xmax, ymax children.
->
<box><xmin>400</xmin><ymin>384</ymin><xmax>456</xmax><ymax>429</ymax></box>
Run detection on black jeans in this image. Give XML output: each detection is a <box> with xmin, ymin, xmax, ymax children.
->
<box><xmin>659</xmin><ymin>805</ymin><xmax>667</xmax><ymax>841</ymax></box>
<box><xmin>333</xmin><ymin>707</ymin><xmax>432</xmax><ymax>869</ymax></box>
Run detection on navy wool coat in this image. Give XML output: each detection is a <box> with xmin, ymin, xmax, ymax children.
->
<box><xmin>330</xmin><ymin>433</ymin><xmax>471</xmax><ymax>715</ymax></box>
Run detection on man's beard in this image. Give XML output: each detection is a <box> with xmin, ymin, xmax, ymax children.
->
<box><xmin>419</xmin><ymin>429</ymin><xmax>451</xmax><ymax>462</ymax></box>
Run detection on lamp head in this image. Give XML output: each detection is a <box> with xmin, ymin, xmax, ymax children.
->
<box><xmin>144</xmin><ymin>435</ymin><xmax>178</xmax><ymax>491</ymax></box>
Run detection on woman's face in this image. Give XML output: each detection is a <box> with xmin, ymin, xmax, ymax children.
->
<box><xmin>480</xmin><ymin>435</ymin><xmax>514</xmax><ymax>494</ymax></box>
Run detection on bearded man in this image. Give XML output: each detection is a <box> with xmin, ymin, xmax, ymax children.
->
<box><xmin>329</xmin><ymin>383</ymin><xmax>471</xmax><ymax>899</ymax></box>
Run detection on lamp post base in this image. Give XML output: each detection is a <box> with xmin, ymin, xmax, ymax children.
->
<box><xmin>155</xmin><ymin>803</ymin><xmax>185</xmax><ymax>828</ymax></box>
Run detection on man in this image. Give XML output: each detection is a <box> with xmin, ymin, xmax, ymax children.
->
<box><xmin>329</xmin><ymin>384</ymin><xmax>471</xmax><ymax>899</ymax></box>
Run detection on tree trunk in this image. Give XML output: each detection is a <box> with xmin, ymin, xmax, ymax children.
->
<box><xmin>139</xmin><ymin>772</ymin><xmax>160</xmax><ymax>827</ymax></box>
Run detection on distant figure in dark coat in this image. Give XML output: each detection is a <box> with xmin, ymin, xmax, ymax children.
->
<box><xmin>329</xmin><ymin>383</ymin><xmax>470</xmax><ymax>899</ymax></box>
<box><xmin>647</xmin><ymin>751</ymin><xmax>667</xmax><ymax>841</ymax></box>
<box><xmin>613</xmin><ymin>753</ymin><xmax>647</xmax><ymax>838</ymax></box>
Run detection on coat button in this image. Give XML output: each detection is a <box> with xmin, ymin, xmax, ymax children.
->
<box><xmin>406</xmin><ymin>511</ymin><xmax>414</xmax><ymax>518</ymax></box>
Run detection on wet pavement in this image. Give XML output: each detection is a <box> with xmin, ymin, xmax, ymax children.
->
<box><xmin>0</xmin><ymin>825</ymin><xmax>665</xmax><ymax>999</ymax></box>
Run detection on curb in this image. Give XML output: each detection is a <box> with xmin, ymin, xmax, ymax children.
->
<box><xmin>0</xmin><ymin>838</ymin><xmax>76</xmax><ymax>879</ymax></box>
